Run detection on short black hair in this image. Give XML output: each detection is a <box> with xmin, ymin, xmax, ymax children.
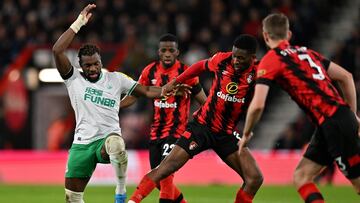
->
<box><xmin>78</xmin><ymin>44</ymin><xmax>100</xmax><ymax>65</ymax></box>
<box><xmin>159</xmin><ymin>33</ymin><xmax>178</xmax><ymax>44</ymax></box>
<box><xmin>233</xmin><ymin>34</ymin><xmax>258</xmax><ymax>54</ymax></box>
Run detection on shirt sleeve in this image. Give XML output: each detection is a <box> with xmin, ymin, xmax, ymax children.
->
<box><xmin>256</xmin><ymin>52</ymin><xmax>281</xmax><ymax>86</ymax></box>
<box><xmin>310</xmin><ymin>50</ymin><xmax>331</xmax><ymax>71</ymax></box>
<box><xmin>184</xmin><ymin>76</ymin><xmax>202</xmax><ymax>95</ymax></box>
<box><xmin>176</xmin><ymin>60</ymin><xmax>206</xmax><ymax>83</ymax></box>
<box><xmin>138</xmin><ymin>64</ymin><xmax>154</xmax><ymax>86</ymax></box>
<box><xmin>64</xmin><ymin>67</ymin><xmax>80</xmax><ymax>86</ymax></box>
<box><xmin>117</xmin><ymin>72</ymin><xmax>137</xmax><ymax>95</ymax></box>
<box><xmin>206</xmin><ymin>52</ymin><xmax>226</xmax><ymax>72</ymax></box>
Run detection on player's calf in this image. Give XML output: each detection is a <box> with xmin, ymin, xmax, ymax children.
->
<box><xmin>65</xmin><ymin>189</ymin><xmax>85</xmax><ymax>203</ymax></box>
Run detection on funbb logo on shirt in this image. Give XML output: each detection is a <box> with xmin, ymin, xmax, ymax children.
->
<box><xmin>84</xmin><ymin>87</ymin><xmax>116</xmax><ymax>108</ymax></box>
<box><xmin>154</xmin><ymin>100</ymin><xmax>178</xmax><ymax>108</ymax></box>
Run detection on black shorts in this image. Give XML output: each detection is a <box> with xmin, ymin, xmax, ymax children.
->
<box><xmin>304</xmin><ymin>105</ymin><xmax>360</xmax><ymax>179</ymax></box>
<box><xmin>176</xmin><ymin>120</ymin><xmax>240</xmax><ymax>160</ymax></box>
<box><xmin>149</xmin><ymin>135</ymin><xmax>179</xmax><ymax>169</ymax></box>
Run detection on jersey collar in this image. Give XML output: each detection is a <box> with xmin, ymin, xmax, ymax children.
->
<box><xmin>277</xmin><ymin>40</ymin><xmax>290</xmax><ymax>49</ymax></box>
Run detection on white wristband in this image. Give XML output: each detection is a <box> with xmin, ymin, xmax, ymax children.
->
<box><xmin>70</xmin><ymin>14</ymin><xmax>88</xmax><ymax>33</ymax></box>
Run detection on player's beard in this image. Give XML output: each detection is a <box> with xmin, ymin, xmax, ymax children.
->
<box><xmin>235</xmin><ymin>63</ymin><xmax>250</xmax><ymax>72</ymax></box>
<box><xmin>162</xmin><ymin>60</ymin><xmax>175</xmax><ymax>68</ymax></box>
<box><xmin>86</xmin><ymin>72</ymin><xmax>101</xmax><ymax>82</ymax></box>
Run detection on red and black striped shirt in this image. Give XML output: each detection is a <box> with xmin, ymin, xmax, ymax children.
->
<box><xmin>138</xmin><ymin>60</ymin><xmax>201</xmax><ymax>140</ymax></box>
<box><xmin>256</xmin><ymin>41</ymin><xmax>347</xmax><ymax>125</ymax></box>
<box><xmin>193</xmin><ymin>52</ymin><xmax>257</xmax><ymax>135</ymax></box>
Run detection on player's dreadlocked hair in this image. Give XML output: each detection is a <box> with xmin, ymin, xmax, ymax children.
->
<box><xmin>159</xmin><ymin>33</ymin><xmax>178</xmax><ymax>44</ymax></box>
<box><xmin>233</xmin><ymin>34</ymin><xmax>258</xmax><ymax>54</ymax></box>
<box><xmin>78</xmin><ymin>44</ymin><xmax>100</xmax><ymax>65</ymax></box>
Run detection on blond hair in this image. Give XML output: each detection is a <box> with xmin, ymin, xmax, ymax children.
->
<box><xmin>262</xmin><ymin>13</ymin><xmax>289</xmax><ymax>40</ymax></box>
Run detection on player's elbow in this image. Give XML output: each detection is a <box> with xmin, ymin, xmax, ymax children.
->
<box><xmin>334</xmin><ymin>69</ymin><xmax>354</xmax><ymax>84</ymax></box>
<box><xmin>343</xmin><ymin>71</ymin><xmax>354</xmax><ymax>82</ymax></box>
<box><xmin>52</xmin><ymin>44</ymin><xmax>62</xmax><ymax>55</ymax></box>
<box><xmin>251</xmin><ymin>103</ymin><xmax>265</xmax><ymax>114</ymax></box>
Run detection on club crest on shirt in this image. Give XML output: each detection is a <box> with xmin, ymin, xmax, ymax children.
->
<box><xmin>257</xmin><ymin>69</ymin><xmax>266</xmax><ymax>77</ymax></box>
<box><xmin>189</xmin><ymin>141</ymin><xmax>198</xmax><ymax>150</ymax></box>
<box><xmin>151</xmin><ymin>79</ymin><xmax>157</xmax><ymax>85</ymax></box>
<box><xmin>247</xmin><ymin>73</ymin><xmax>254</xmax><ymax>83</ymax></box>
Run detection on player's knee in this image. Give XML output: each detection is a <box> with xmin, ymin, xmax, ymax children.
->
<box><xmin>293</xmin><ymin>168</ymin><xmax>312</xmax><ymax>187</ymax></box>
<box><xmin>105</xmin><ymin>135</ymin><xmax>126</xmax><ymax>155</ymax></box>
<box><xmin>152</xmin><ymin>166</ymin><xmax>173</xmax><ymax>181</ymax></box>
<box><xmin>356</xmin><ymin>188</ymin><xmax>360</xmax><ymax>195</ymax></box>
<box><xmin>246</xmin><ymin>173</ymin><xmax>263</xmax><ymax>189</ymax></box>
<box><xmin>65</xmin><ymin>189</ymin><xmax>85</xmax><ymax>203</ymax></box>
<box><xmin>354</xmin><ymin>184</ymin><xmax>360</xmax><ymax>195</ymax></box>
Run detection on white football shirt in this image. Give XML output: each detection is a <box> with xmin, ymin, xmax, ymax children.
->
<box><xmin>64</xmin><ymin>68</ymin><xmax>137</xmax><ymax>144</ymax></box>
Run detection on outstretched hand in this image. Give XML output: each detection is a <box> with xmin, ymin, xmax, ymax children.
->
<box><xmin>174</xmin><ymin>83</ymin><xmax>192</xmax><ymax>98</ymax></box>
<box><xmin>238</xmin><ymin>132</ymin><xmax>253</xmax><ymax>155</ymax></box>
<box><xmin>161</xmin><ymin>79</ymin><xmax>192</xmax><ymax>98</ymax></box>
<box><xmin>161</xmin><ymin>79</ymin><xmax>178</xmax><ymax>97</ymax></box>
<box><xmin>80</xmin><ymin>4</ymin><xmax>96</xmax><ymax>21</ymax></box>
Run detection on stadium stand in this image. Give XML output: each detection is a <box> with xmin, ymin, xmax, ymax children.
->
<box><xmin>0</xmin><ymin>0</ymin><xmax>358</xmax><ymax>150</ymax></box>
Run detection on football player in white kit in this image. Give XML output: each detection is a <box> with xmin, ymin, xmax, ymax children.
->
<box><xmin>52</xmin><ymin>4</ymin><xmax>187</xmax><ymax>203</ymax></box>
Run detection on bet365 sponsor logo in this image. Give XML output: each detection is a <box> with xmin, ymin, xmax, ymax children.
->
<box><xmin>84</xmin><ymin>87</ymin><xmax>116</xmax><ymax>108</ymax></box>
<box><xmin>154</xmin><ymin>100</ymin><xmax>177</xmax><ymax>108</ymax></box>
<box><xmin>216</xmin><ymin>82</ymin><xmax>245</xmax><ymax>103</ymax></box>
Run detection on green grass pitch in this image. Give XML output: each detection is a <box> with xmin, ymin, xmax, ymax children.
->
<box><xmin>0</xmin><ymin>184</ymin><xmax>358</xmax><ymax>203</ymax></box>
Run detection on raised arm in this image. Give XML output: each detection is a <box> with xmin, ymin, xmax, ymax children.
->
<box><xmin>52</xmin><ymin>4</ymin><xmax>96</xmax><ymax>77</ymax></box>
<box><xmin>327</xmin><ymin>62</ymin><xmax>357</xmax><ymax>113</ymax></box>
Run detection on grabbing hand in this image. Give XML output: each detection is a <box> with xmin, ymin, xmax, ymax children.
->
<box><xmin>173</xmin><ymin>83</ymin><xmax>192</xmax><ymax>98</ymax></box>
<box><xmin>238</xmin><ymin>132</ymin><xmax>253</xmax><ymax>155</ymax></box>
<box><xmin>161</xmin><ymin>79</ymin><xmax>178</xmax><ymax>97</ymax></box>
<box><xmin>70</xmin><ymin>4</ymin><xmax>96</xmax><ymax>33</ymax></box>
<box><xmin>80</xmin><ymin>4</ymin><xmax>96</xmax><ymax>21</ymax></box>
<box><xmin>161</xmin><ymin>79</ymin><xmax>192</xmax><ymax>98</ymax></box>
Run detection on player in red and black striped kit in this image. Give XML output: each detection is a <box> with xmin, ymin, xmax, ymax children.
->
<box><xmin>121</xmin><ymin>34</ymin><xmax>207</xmax><ymax>203</ymax></box>
<box><xmin>128</xmin><ymin>35</ymin><xmax>263</xmax><ymax>203</ymax></box>
<box><xmin>239</xmin><ymin>13</ymin><xmax>360</xmax><ymax>203</ymax></box>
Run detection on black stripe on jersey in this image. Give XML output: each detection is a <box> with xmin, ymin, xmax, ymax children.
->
<box><xmin>148</xmin><ymin>62</ymin><xmax>158</xmax><ymax>133</ymax></box>
<box><xmin>168</xmin><ymin>64</ymin><xmax>185</xmax><ymax>137</ymax></box>
<box><xmin>312</xmin><ymin>51</ymin><xmax>330</xmax><ymax>71</ymax></box>
<box><xmin>205</xmin><ymin>60</ymin><xmax>209</xmax><ymax>71</ymax></box>
<box><xmin>155</xmin><ymin>74</ymin><xmax>169</xmax><ymax>139</ymax></box>
<box><xmin>147</xmin><ymin>62</ymin><xmax>158</xmax><ymax>84</ymax></box>
<box><xmin>274</xmin><ymin>48</ymin><xmax>339</xmax><ymax>118</ymax></box>
<box><xmin>204</xmin><ymin>56</ymin><xmax>232</xmax><ymax>129</ymax></box>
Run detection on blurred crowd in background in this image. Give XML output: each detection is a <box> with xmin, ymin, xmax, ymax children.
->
<box><xmin>0</xmin><ymin>0</ymin><xmax>358</xmax><ymax>151</ymax></box>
